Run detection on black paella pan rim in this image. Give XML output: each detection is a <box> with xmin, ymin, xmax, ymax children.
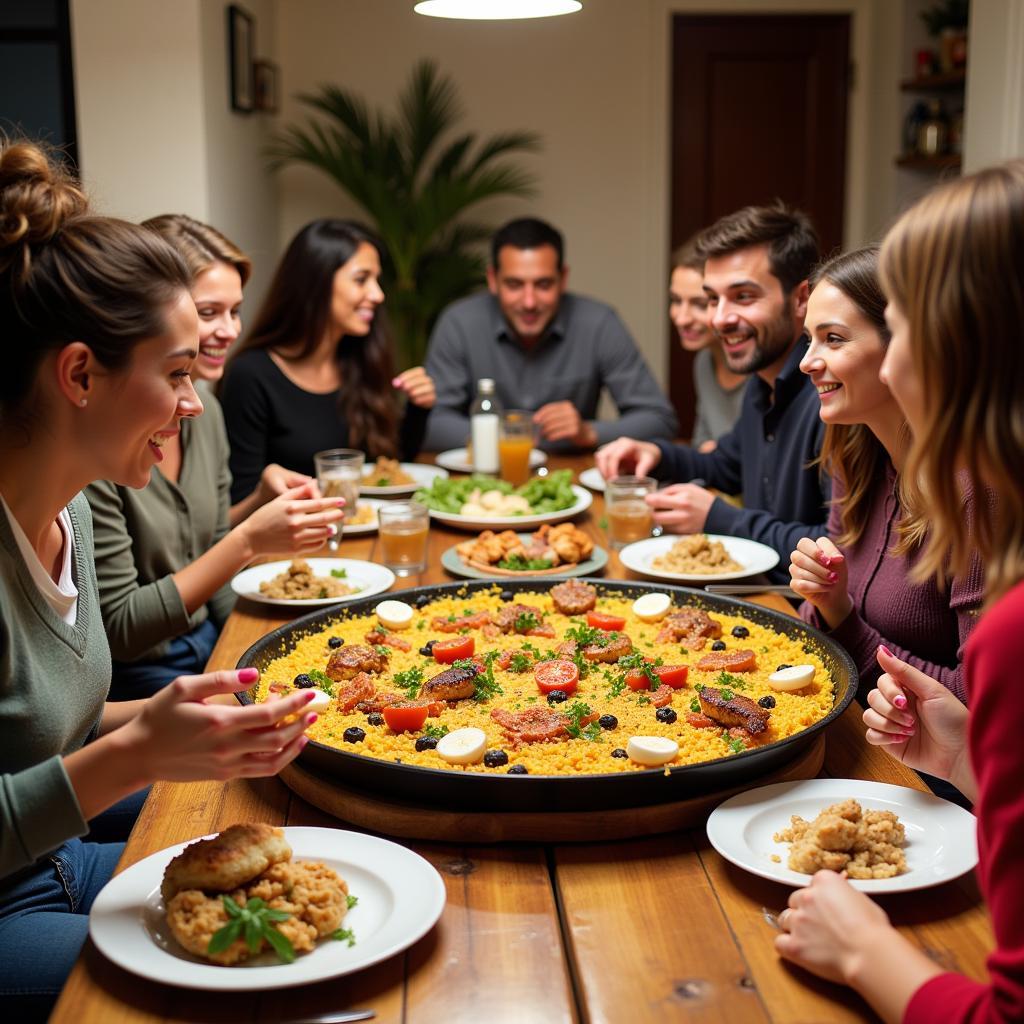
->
<box><xmin>235</xmin><ymin>578</ymin><xmax>858</xmax><ymax>813</ymax></box>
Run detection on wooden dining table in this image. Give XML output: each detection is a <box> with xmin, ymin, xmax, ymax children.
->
<box><xmin>52</xmin><ymin>455</ymin><xmax>994</xmax><ymax>1024</ymax></box>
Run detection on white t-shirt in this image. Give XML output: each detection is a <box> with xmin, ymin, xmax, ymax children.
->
<box><xmin>0</xmin><ymin>494</ymin><xmax>79</xmax><ymax>624</ymax></box>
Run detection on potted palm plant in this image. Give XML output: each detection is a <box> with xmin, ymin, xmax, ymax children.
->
<box><xmin>268</xmin><ymin>60</ymin><xmax>541</xmax><ymax>368</ymax></box>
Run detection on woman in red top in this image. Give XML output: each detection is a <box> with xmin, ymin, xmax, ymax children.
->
<box><xmin>773</xmin><ymin>161</ymin><xmax>1024</xmax><ymax>1022</ymax></box>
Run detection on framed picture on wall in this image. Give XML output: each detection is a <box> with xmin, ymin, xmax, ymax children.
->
<box><xmin>228</xmin><ymin>4</ymin><xmax>255</xmax><ymax>113</ymax></box>
<box><xmin>254</xmin><ymin>59</ymin><xmax>279</xmax><ymax>113</ymax></box>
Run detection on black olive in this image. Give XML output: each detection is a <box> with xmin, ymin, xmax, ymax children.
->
<box><xmin>546</xmin><ymin>689</ymin><xmax>569</xmax><ymax>704</ymax></box>
<box><xmin>507</xmin><ymin>764</ymin><xmax>529</xmax><ymax>774</ymax></box>
<box><xmin>776</xmin><ymin>663</ymin><xmax>792</xmax><ymax>672</ymax></box>
<box><xmin>499</xmin><ymin>590</ymin><xmax>515</xmax><ymax>602</ymax></box>
<box><xmin>366</xmin><ymin>712</ymin><xmax>385</xmax><ymax>726</ymax></box>
<box><xmin>655</xmin><ymin>707</ymin><xmax>677</xmax><ymax>724</ymax></box>
<box><xmin>327</xmin><ymin>636</ymin><xmax>344</xmax><ymax>649</ymax></box>
<box><xmin>758</xmin><ymin>695</ymin><xmax>777</xmax><ymax>709</ymax></box>
<box><xmin>342</xmin><ymin>727</ymin><xmax>365</xmax><ymax>744</ymax></box>
<box><xmin>415</xmin><ymin>735</ymin><xmax>440</xmax><ymax>752</ymax></box>
<box><xmin>731</xmin><ymin>625</ymin><xmax>750</xmax><ymax>638</ymax></box>
<box><xmin>611</xmin><ymin>748</ymin><xmax>628</xmax><ymax>759</ymax></box>
<box><xmin>293</xmin><ymin>673</ymin><xmax>314</xmax><ymax>689</ymax></box>
<box><xmin>414</xmin><ymin>593</ymin><xmax>432</xmax><ymax>609</ymax></box>
<box><xmin>484</xmin><ymin>749</ymin><xmax>509</xmax><ymax>768</ymax></box>
<box><xmin>419</xmin><ymin>640</ymin><xmax>437</xmax><ymax>657</ymax></box>
<box><xmin>598</xmin><ymin>714</ymin><xmax>618</xmax><ymax>730</ymax></box>
<box><xmin>711</xmin><ymin>640</ymin><xmax>727</xmax><ymax>651</ymax></box>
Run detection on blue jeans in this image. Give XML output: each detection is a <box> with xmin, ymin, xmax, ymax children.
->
<box><xmin>108</xmin><ymin>617</ymin><xmax>220</xmax><ymax>701</ymax></box>
<box><xmin>0</xmin><ymin>789</ymin><xmax>149</xmax><ymax>1022</ymax></box>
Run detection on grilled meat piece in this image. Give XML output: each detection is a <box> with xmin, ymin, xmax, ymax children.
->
<box><xmin>420</xmin><ymin>664</ymin><xmax>480</xmax><ymax>701</ymax></box>
<box><xmin>655</xmin><ymin>608</ymin><xmax>723</xmax><ymax>649</ymax></box>
<box><xmin>364</xmin><ymin>629</ymin><xmax>411</xmax><ymax>652</ymax></box>
<box><xmin>491</xmin><ymin>602</ymin><xmax>546</xmax><ymax>634</ymax></box>
<box><xmin>335</xmin><ymin>671</ymin><xmax>375</xmax><ymax>712</ymax></box>
<box><xmin>558</xmin><ymin>632</ymin><xmax>634</xmax><ymax>664</ymax></box>
<box><xmin>490</xmin><ymin>706</ymin><xmax>600</xmax><ymax>743</ymax></box>
<box><xmin>695</xmin><ymin>649</ymin><xmax>757</xmax><ymax>672</ymax></box>
<box><xmin>697</xmin><ymin>686</ymin><xmax>769</xmax><ymax>734</ymax></box>
<box><xmin>550</xmin><ymin>579</ymin><xmax>598</xmax><ymax>616</ymax></box>
<box><xmin>326</xmin><ymin>644</ymin><xmax>388</xmax><ymax>681</ymax></box>
<box><xmin>431</xmin><ymin>610</ymin><xmax>493</xmax><ymax>633</ymax></box>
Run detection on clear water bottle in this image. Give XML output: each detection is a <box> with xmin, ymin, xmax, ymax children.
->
<box><xmin>469</xmin><ymin>378</ymin><xmax>501</xmax><ymax>474</ymax></box>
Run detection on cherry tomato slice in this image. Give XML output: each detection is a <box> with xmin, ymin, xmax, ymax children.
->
<box><xmin>382</xmin><ymin>704</ymin><xmax>430</xmax><ymax>733</ymax></box>
<box><xmin>432</xmin><ymin>636</ymin><xmax>475</xmax><ymax>663</ymax></box>
<box><xmin>586</xmin><ymin>610</ymin><xmax>626</xmax><ymax>632</ymax></box>
<box><xmin>625</xmin><ymin>664</ymin><xmax>689</xmax><ymax>691</ymax></box>
<box><xmin>625</xmin><ymin>670</ymin><xmax>653</xmax><ymax>691</ymax></box>
<box><xmin>534</xmin><ymin>659</ymin><xmax>580</xmax><ymax>695</ymax></box>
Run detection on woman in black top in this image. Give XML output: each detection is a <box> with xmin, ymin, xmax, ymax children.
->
<box><xmin>220</xmin><ymin>219</ymin><xmax>435</xmax><ymax>502</ymax></box>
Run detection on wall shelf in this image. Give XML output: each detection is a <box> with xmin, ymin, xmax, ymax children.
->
<box><xmin>900</xmin><ymin>70</ymin><xmax>966</xmax><ymax>91</ymax></box>
<box><xmin>895</xmin><ymin>152</ymin><xmax>962</xmax><ymax>171</ymax></box>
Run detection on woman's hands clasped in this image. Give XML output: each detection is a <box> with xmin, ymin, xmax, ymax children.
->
<box><xmin>789</xmin><ymin>536</ymin><xmax>852</xmax><ymax>629</ymax></box>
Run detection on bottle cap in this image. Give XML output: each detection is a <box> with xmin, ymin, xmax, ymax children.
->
<box><xmin>477</xmin><ymin>378</ymin><xmax>496</xmax><ymax>393</ymax></box>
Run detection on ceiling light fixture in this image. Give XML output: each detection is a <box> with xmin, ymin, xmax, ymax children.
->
<box><xmin>414</xmin><ymin>1</ymin><xmax>582</xmax><ymax>20</ymax></box>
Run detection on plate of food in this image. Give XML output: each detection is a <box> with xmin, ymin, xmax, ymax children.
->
<box><xmin>441</xmin><ymin>525</ymin><xmax>609</xmax><ymax>579</ymax></box>
<box><xmin>706</xmin><ymin>778</ymin><xmax>978</xmax><ymax>893</ymax></box>
<box><xmin>339</xmin><ymin>498</ymin><xmax>384</xmax><ymax>536</ymax></box>
<box><xmin>578</xmin><ymin>467</ymin><xmax>606</xmax><ymax>492</ymax></box>
<box><xmin>89</xmin><ymin>823</ymin><xmax>446</xmax><ymax>991</ymax></box>
<box><xmin>235</xmin><ymin>578</ymin><xmax>857</xmax><ymax>814</ymax></box>
<box><xmin>414</xmin><ymin>470</ymin><xmax>592</xmax><ymax>531</ymax></box>
<box><xmin>435</xmin><ymin>447</ymin><xmax>547</xmax><ymax>474</ymax></box>
<box><xmin>619</xmin><ymin>534</ymin><xmax>780</xmax><ymax>583</ymax></box>
<box><xmin>359</xmin><ymin>457</ymin><xmax>448</xmax><ymax>497</ymax></box>
<box><xmin>230</xmin><ymin>558</ymin><xmax>395</xmax><ymax>608</ymax></box>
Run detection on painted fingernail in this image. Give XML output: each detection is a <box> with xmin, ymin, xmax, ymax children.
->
<box><xmin>818</xmin><ymin>553</ymin><xmax>831</xmax><ymax>566</ymax></box>
<box><xmin>299</xmin><ymin>735</ymin><xmax>309</xmax><ymax>750</ymax></box>
<box><xmin>879</xmin><ymin>644</ymin><xmax>893</xmax><ymax>658</ymax></box>
<box><xmin>238</xmin><ymin>667</ymin><xmax>259</xmax><ymax>683</ymax></box>
<box><xmin>893</xmin><ymin>694</ymin><xmax>907</xmax><ymax>709</ymax></box>
<box><xmin>901</xmin><ymin>730</ymin><xmax>915</xmax><ymax>739</ymax></box>
<box><xmin>827</xmin><ymin>571</ymin><xmax>839</xmax><ymax>582</ymax></box>
<box><xmin>391</xmin><ymin>377</ymin><xmax>401</xmax><ymax>386</ymax></box>
<box><xmin>306</xmin><ymin>713</ymin><xmax>318</xmax><ymax>725</ymax></box>
<box><xmin>336</xmin><ymin>498</ymin><xmax>346</xmax><ymax>506</ymax></box>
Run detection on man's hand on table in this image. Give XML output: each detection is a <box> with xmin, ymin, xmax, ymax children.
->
<box><xmin>533</xmin><ymin>401</ymin><xmax>597</xmax><ymax>448</ymax></box>
<box><xmin>646</xmin><ymin>482</ymin><xmax>715</xmax><ymax>533</ymax></box>
<box><xmin>594</xmin><ymin>436</ymin><xmax>662</xmax><ymax>478</ymax></box>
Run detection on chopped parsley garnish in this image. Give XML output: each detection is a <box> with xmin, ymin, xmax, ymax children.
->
<box><xmin>565</xmin><ymin>624</ymin><xmax>612</xmax><ymax>648</ymax></box>
<box><xmin>393</xmin><ymin>666</ymin><xmax>424</xmax><ymax>698</ymax></box>
<box><xmin>455</xmin><ymin>652</ymin><xmax>503</xmax><ymax>702</ymax></box>
<box><xmin>307</xmin><ymin>669</ymin><xmax>334</xmax><ymax>695</ymax></box>
<box><xmin>373</xmin><ymin>644</ymin><xmax>390</xmax><ymax>657</ymax></box>
<box><xmin>332</xmin><ymin>925</ymin><xmax>357</xmax><ymax>946</ymax></box>
<box><xmin>499</xmin><ymin>554</ymin><xmax>554</xmax><ymax>571</ymax></box>
<box><xmin>716</xmin><ymin>670</ymin><xmax>748</xmax><ymax>690</ymax></box>
<box><xmin>330</xmin><ymin>567</ymin><xmax>348</xmax><ymax>579</ymax></box>
<box><xmin>513</xmin><ymin>610</ymin><xmax>541</xmax><ymax>632</ymax></box>
<box><xmin>564</xmin><ymin>701</ymin><xmax>602</xmax><ymax>742</ymax></box>
<box><xmin>209</xmin><ymin>895</ymin><xmax>294</xmax><ymax>962</ymax></box>
<box><xmin>416</xmin><ymin>619</ymin><xmax>426</xmax><ymax>630</ymax></box>
<box><xmin>616</xmin><ymin>651</ymin><xmax>664</xmax><ymax>691</ymax></box>
<box><xmin>727</xmin><ymin>736</ymin><xmax>747</xmax><ymax>754</ymax></box>
<box><xmin>346</xmin><ymin>893</ymin><xmax>359</xmax><ymax>910</ymax></box>
<box><xmin>508</xmin><ymin>652</ymin><xmax>532</xmax><ymax>673</ymax></box>
<box><xmin>689</xmin><ymin>697</ymin><xmax>701</xmax><ymax>713</ymax></box>
<box><xmin>317</xmin><ymin>587</ymin><xmax>329</xmax><ymax>598</ymax></box>
<box><xmin>720</xmin><ymin>688</ymin><xmax>735</xmax><ymax>701</ymax></box>
<box><xmin>421</xmin><ymin>723</ymin><xmax>450</xmax><ymax>739</ymax></box>
<box><xmin>636</xmin><ymin>695</ymin><xmax>651</xmax><ymax>706</ymax></box>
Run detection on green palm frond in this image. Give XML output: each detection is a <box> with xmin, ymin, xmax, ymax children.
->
<box><xmin>267</xmin><ymin>59</ymin><xmax>541</xmax><ymax>367</ymax></box>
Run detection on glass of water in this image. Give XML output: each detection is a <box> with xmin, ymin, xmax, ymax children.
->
<box><xmin>313</xmin><ymin>448</ymin><xmax>364</xmax><ymax>551</ymax></box>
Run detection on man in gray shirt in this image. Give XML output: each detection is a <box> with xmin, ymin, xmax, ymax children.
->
<box><xmin>423</xmin><ymin>218</ymin><xmax>678</xmax><ymax>452</ymax></box>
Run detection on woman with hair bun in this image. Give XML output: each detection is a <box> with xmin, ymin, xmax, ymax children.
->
<box><xmin>219</xmin><ymin>218</ymin><xmax>436</xmax><ymax>504</ymax></box>
<box><xmin>774</xmin><ymin>162</ymin><xmax>1024</xmax><ymax>1023</ymax></box>
<box><xmin>0</xmin><ymin>139</ymin><xmax>318</xmax><ymax>1020</ymax></box>
<box><xmin>84</xmin><ymin>214</ymin><xmax>342</xmax><ymax>700</ymax></box>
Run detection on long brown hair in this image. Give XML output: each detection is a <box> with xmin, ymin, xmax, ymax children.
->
<box><xmin>880</xmin><ymin>161</ymin><xmax>1024</xmax><ymax>602</ymax></box>
<box><xmin>0</xmin><ymin>138</ymin><xmax>191</xmax><ymax>432</ymax></box>
<box><xmin>226</xmin><ymin>219</ymin><xmax>399</xmax><ymax>457</ymax></box>
<box><xmin>142</xmin><ymin>213</ymin><xmax>251</xmax><ymax>286</ymax></box>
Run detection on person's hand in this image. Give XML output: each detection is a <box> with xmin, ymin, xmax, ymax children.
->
<box><xmin>533</xmin><ymin>401</ymin><xmax>597</xmax><ymax>448</ymax></box>
<box><xmin>393</xmin><ymin>367</ymin><xmax>436</xmax><ymax>409</ymax></box>
<box><xmin>789</xmin><ymin>536</ymin><xmax>852</xmax><ymax>629</ymax></box>
<box><xmin>257</xmin><ymin>463</ymin><xmax>317</xmax><ymax>505</ymax></box>
<box><xmin>646</xmin><ymin>482</ymin><xmax>715</xmax><ymax>533</ymax></box>
<box><xmin>863</xmin><ymin>645</ymin><xmax>972</xmax><ymax>794</ymax></box>
<box><xmin>697</xmin><ymin>439</ymin><xmax>719</xmax><ymax>453</ymax></box>
<box><xmin>775</xmin><ymin>870</ymin><xmax>892</xmax><ymax>984</ymax></box>
<box><xmin>594</xmin><ymin>437</ymin><xmax>662</xmax><ymax>479</ymax></box>
<box><xmin>119</xmin><ymin>668</ymin><xmax>317</xmax><ymax>783</ymax></box>
<box><xmin>238</xmin><ymin>482</ymin><xmax>344</xmax><ymax>557</ymax></box>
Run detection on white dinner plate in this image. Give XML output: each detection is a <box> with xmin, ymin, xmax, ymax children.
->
<box><xmin>359</xmin><ymin>463</ymin><xmax>448</xmax><ymax>497</ymax></box>
<box><xmin>230</xmin><ymin>558</ymin><xmax>395</xmax><ymax>608</ymax></box>
<box><xmin>435</xmin><ymin>447</ymin><xmax>547</xmax><ymax>474</ymax></box>
<box><xmin>89</xmin><ymin>826</ymin><xmax>446</xmax><ymax>991</ymax></box>
<box><xmin>618</xmin><ymin>534</ymin><xmax>780</xmax><ymax>583</ymax></box>
<box><xmin>578</xmin><ymin>466</ymin><xmax>606</xmax><ymax>492</ymax></box>
<box><xmin>340</xmin><ymin>498</ymin><xmax>384</xmax><ymax>536</ymax></box>
<box><xmin>706</xmin><ymin>778</ymin><xmax>978</xmax><ymax>894</ymax></box>
<box><xmin>427</xmin><ymin>483</ymin><xmax>593</xmax><ymax>532</ymax></box>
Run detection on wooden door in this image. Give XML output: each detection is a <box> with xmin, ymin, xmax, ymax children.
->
<box><xmin>669</xmin><ymin>14</ymin><xmax>850</xmax><ymax>436</ymax></box>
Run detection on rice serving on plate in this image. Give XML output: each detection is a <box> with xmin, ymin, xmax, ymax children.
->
<box><xmin>651</xmin><ymin>534</ymin><xmax>743</xmax><ymax>575</ymax></box>
<box><xmin>251</xmin><ymin>586</ymin><xmax>835</xmax><ymax>776</ymax></box>
<box><xmin>259</xmin><ymin>560</ymin><xmax>360</xmax><ymax>601</ymax></box>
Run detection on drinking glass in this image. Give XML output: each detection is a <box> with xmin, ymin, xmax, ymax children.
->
<box><xmin>378</xmin><ymin>500</ymin><xmax>430</xmax><ymax>576</ymax></box>
<box><xmin>313</xmin><ymin>448</ymin><xmax>364</xmax><ymax>551</ymax></box>
<box><xmin>499</xmin><ymin>409</ymin><xmax>535</xmax><ymax>486</ymax></box>
<box><xmin>605</xmin><ymin>475</ymin><xmax>657</xmax><ymax>550</ymax></box>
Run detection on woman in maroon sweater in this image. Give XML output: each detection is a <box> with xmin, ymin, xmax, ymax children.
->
<box><xmin>774</xmin><ymin>162</ymin><xmax>1024</xmax><ymax>1022</ymax></box>
<box><xmin>789</xmin><ymin>247</ymin><xmax>983</xmax><ymax>701</ymax></box>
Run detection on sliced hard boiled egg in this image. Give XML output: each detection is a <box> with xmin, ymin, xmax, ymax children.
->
<box><xmin>436</xmin><ymin>727</ymin><xmax>488</xmax><ymax>766</ymax></box>
<box><xmin>632</xmin><ymin>592</ymin><xmax>672</xmax><ymax>622</ymax></box>
<box><xmin>375</xmin><ymin>599</ymin><xmax>414</xmax><ymax>631</ymax></box>
<box><xmin>767</xmin><ymin>664</ymin><xmax>816</xmax><ymax>692</ymax></box>
<box><xmin>627</xmin><ymin>735</ymin><xmax>679</xmax><ymax>767</ymax></box>
<box><xmin>305</xmin><ymin>688</ymin><xmax>333</xmax><ymax>709</ymax></box>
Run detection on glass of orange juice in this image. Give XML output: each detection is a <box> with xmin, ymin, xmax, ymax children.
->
<box><xmin>605</xmin><ymin>476</ymin><xmax>656</xmax><ymax>549</ymax></box>
<box><xmin>378</xmin><ymin>500</ymin><xmax>430</xmax><ymax>576</ymax></box>
<box><xmin>499</xmin><ymin>409</ymin><xmax>535</xmax><ymax>486</ymax></box>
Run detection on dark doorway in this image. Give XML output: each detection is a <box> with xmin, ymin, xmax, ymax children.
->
<box><xmin>669</xmin><ymin>13</ymin><xmax>850</xmax><ymax>436</ymax></box>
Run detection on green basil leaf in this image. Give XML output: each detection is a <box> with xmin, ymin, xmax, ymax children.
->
<box><xmin>244</xmin><ymin>917</ymin><xmax>263</xmax><ymax>953</ymax></box>
<box><xmin>207</xmin><ymin>918</ymin><xmax>243</xmax><ymax>954</ymax></box>
<box><xmin>264</xmin><ymin>925</ymin><xmax>296</xmax><ymax>963</ymax></box>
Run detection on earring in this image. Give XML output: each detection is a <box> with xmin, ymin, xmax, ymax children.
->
<box><xmin>79</xmin><ymin>398</ymin><xmax>88</xmax><ymax>408</ymax></box>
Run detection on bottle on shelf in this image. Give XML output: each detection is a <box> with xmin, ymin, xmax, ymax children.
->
<box><xmin>469</xmin><ymin>378</ymin><xmax>501</xmax><ymax>474</ymax></box>
<box><xmin>917</xmin><ymin>99</ymin><xmax>949</xmax><ymax>156</ymax></box>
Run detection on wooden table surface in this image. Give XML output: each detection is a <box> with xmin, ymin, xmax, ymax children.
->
<box><xmin>52</xmin><ymin>456</ymin><xmax>993</xmax><ymax>1024</ymax></box>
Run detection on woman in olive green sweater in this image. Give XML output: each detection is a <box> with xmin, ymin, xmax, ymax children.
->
<box><xmin>0</xmin><ymin>139</ymin><xmax>320</xmax><ymax>1021</ymax></box>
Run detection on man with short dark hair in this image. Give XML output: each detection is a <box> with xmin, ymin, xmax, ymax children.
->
<box><xmin>596</xmin><ymin>202</ymin><xmax>829</xmax><ymax>580</ymax></box>
<box><xmin>423</xmin><ymin>217</ymin><xmax>678</xmax><ymax>452</ymax></box>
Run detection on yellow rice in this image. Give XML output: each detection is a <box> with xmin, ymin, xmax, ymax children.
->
<box><xmin>253</xmin><ymin>586</ymin><xmax>835</xmax><ymax>775</ymax></box>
